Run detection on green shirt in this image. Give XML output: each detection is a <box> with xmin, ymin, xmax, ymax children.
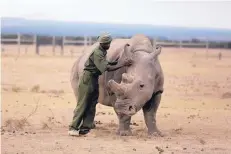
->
<box><xmin>84</xmin><ymin>45</ymin><xmax>109</xmax><ymax>76</ymax></box>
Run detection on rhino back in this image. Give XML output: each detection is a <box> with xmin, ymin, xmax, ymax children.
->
<box><xmin>129</xmin><ymin>34</ymin><xmax>153</xmax><ymax>53</ymax></box>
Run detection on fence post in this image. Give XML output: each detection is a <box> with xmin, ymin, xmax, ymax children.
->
<box><xmin>89</xmin><ymin>36</ymin><xmax>92</xmax><ymax>45</ymax></box>
<box><xmin>206</xmin><ymin>39</ymin><xmax>209</xmax><ymax>59</ymax></box>
<box><xmin>153</xmin><ymin>38</ymin><xmax>156</xmax><ymax>47</ymax></box>
<box><xmin>61</xmin><ymin>36</ymin><xmax>65</xmax><ymax>55</ymax></box>
<box><xmin>179</xmin><ymin>40</ymin><xmax>182</xmax><ymax>48</ymax></box>
<box><xmin>52</xmin><ymin>36</ymin><xmax>55</xmax><ymax>55</ymax></box>
<box><xmin>84</xmin><ymin>35</ymin><xmax>87</xmax><ymax>47</ymax></box>
<box><xmin>225</xmin><ymin>43</ymin><xmax>228</xmax><ymax>49</ymax></box>
<box><xmin>34</xmin><ymin>35</ymin><xmax>39</xmax><ymax>55</ymax></box>
<box><xmin>17</xmin><ymin>33</ymin><xmax>21</xmax><ymax>54</ymax></box>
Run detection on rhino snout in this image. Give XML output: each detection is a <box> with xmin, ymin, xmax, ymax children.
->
<box><xmin>128</xmin><ymin>105</ymin><xmax>137</xmax><ymax>115</ymax></box>
<box><xmin>114</xmin><ymin>99</ymin><xmax>137</xmax><ymax>116</ymax></box>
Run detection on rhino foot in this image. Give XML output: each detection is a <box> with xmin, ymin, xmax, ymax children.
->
<box><xmin>148</xmin><ymin>129</ymin><xmax>165</xmax><ymax>137</ymax></box>
<box><xmin>116</xmin><ymin>129</ymin><xmax>132</xmax><ymax>136</ymax></box>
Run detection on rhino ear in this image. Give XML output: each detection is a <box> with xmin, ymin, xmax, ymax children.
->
<box><xmin>151</xmin><ymin>45</ymin><xmax>162</xmax><ymax>59</ymax></box>
<box><xmin>108</xmin><ymin>80</ymin><xmax>126</xmax><ymax>96</ymax></box>
<box><xmin>124</xmin><ymin>43</ymin><xmax>132</xmax><ymax>57</ymax></box>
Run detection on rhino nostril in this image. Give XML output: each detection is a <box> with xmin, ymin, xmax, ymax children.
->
<box><xmin>128</xmin><ymin>106</ymin><xmax>133</xmax><ymax>111</ymax></box>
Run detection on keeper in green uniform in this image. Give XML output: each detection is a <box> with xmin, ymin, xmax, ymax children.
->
<box><xmin>68</xmin><ymin>33</ymin><xmax>132</xmax><ymax>136</ymax></box>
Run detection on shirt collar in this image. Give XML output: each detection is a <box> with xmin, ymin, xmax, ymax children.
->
<box><xmin>98</xmin><ymin>45</ymin><xmax>107</xmax><ymax>55</ymax></box>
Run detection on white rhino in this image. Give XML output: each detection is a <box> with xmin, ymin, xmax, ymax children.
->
<box><xmin>70</xmin><ymin>34</ymin><xmax>164</xmax><ymax>136</ymax></box>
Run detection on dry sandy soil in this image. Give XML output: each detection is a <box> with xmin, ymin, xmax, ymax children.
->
<box><xmin>1</xmin><ymin>45</ymin><xmax>231</xmax><ymax>154</ymax></box>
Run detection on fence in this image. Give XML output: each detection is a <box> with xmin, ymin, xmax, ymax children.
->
<box><xmin>1</xmin><ymin>33</ymin><xmax>97</xmax><ymax>55</ymax></box>
<box><xmin>1</xmin><ymin>33</ymin><xmax>230</xmax><ymax>55</ymax></box>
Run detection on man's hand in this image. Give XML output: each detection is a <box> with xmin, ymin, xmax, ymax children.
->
<box><xmin>108</xmin><ymin>60</ymin><xmax>118</xmax><ymax>65</ymax></box>
<box><xmin>123</xmin><ymin>58</ymin><xmax>133</xmax><ymax>66</ymax></box>
<box><xmin>106</xmin><ymin>58</ymin><xmax>132</xmax><ymax>72</ymax></box>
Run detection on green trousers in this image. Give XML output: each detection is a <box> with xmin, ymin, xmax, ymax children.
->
<box><xmin>69</xmin><ymin>71</ymin><xmax>99</xmax><ymax>130</ymax></box>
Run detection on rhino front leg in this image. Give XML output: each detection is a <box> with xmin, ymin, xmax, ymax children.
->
<box><xmin>142</xmin><ymin>93</ymin><xmax>164</xmax><ymax>137</ymax></box>
<box><xmin>116</xmin><ymin>114</ymin><xmax>132</xmax><ymax>136</ymax></box>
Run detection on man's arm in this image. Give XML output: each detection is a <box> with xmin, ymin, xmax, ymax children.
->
<box><xmin>108</xmin><ymin>56</ymin><xmax>119</xmax><ymax>65</ymax></box>
<box><xmin>106</xmin><ymin>63</ymin><xmax>125</xmax><ymax>71</ymax></box>
<box><xmin>108</xmin><ymin>61</ymin><xmax>118</xmax><ymax>65</ymax></box>
<box><xmin>94</xmin><ymin>50</ymin><xmax>132</xmax><ymax>73</ymax></box>
<box><xmin>106</xmin><ymin>59</ymin><xmax>132</xmax><ymax>72</ymax></box>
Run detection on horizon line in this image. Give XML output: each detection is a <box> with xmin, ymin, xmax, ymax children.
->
<box><xmin>2</xmin><ymin>16</ymin><xmax>231</xmax><ymax>31</ymax></box>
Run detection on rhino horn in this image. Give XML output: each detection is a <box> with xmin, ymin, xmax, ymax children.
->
<box><xmin>108</xmin><ymin>80</ymin><xmax>126</xmax><ymax>96</ymax></box>
<box><xmin>150</xmin><ymin>45</ymin><xmax>162</xmax><ymax>59</ymax></box>
<box><xmin>122</xmin><ymin>73</ymin><xmax>133</xmax><ymax>83</ymax></box>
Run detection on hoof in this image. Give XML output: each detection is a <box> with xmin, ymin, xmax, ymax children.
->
<box><xmin>116</xmin><ymin>130</ymin><xmax>132</xmax><ymax>136</ymax></box>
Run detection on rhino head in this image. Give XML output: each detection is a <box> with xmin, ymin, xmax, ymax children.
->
<box><xmin>108</xmin><ymin>43</ymin><xmax>162</xmax><ymax>116</ymax></box>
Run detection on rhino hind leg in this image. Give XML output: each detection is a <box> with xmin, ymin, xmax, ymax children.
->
<box><xmin>142</xmin><ymin>93</ymin><xmax>164</xmax><ymax>137</ymax></box>
<box><xmin>116</xmin><ymin>114</ymin><xmax>132</xmax><ymax>136</ymax></box>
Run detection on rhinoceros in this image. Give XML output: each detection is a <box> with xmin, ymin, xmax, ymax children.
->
<box><xmin>70</xmin><ymin>34</ymin><xmax>164</xmax><ymax>136</ymax></box>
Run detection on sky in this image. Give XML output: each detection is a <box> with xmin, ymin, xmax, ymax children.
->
<box><xmin>1</xmin><ymin>0</ymin><xmax>231</xmax><ymax>29</ymax></box>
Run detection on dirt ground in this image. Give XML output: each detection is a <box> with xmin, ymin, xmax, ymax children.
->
<box><xmin>1</xmin><ymin>45</ymin><xmax>231</xmax><ymax>154</ymax></box>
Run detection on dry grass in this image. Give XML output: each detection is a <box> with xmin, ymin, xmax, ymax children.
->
<box><xmin>2</xmin><ymin>97</ymin><xmax>40</xmax><ymax>131</ymax></box>
<box><xmin>3</xmin><ymin>118</ymin><xmax>30</xmax><ymax>131</ymax></box>
<box><xmin>222</xmin><ymin>92</ymin><xmax>231</xmax><ymax>99</ymax></box>
<box><xmin>11</xmin><ymin>86</ymin><xmax>21</xmax><ymax>92</ymax></box>
<box><xmin>172</xmin><ymin>127</ymin><xmax>183</xmax><ymax>134</ymax></box>
<box><xmin>48</xmin><ymin>89</ymin><xmax>65</xmax><ymax>95</ymax></box>
<box><xmin>1</xmin><ymin>46</ymin><xmax>231</xmax><ymax>154</ymax></box>
<box><xmin>156</xmin><ymin>146</ymin><xmax>164</xmax><ymax>154</ymax></box>
<box><xmin>40</xmin><ymin>90</ymin><xmax>47</xmax><ymax>93</ymax></box>
<box><xmin>41</xmin><ymin>122</ymin><xmax>52</xmax><ymax>130</ymax></box>
<box><xmin>31</xmin><ymin>84</ymin><xmax>40</xmax><ymax>93</ymax></box>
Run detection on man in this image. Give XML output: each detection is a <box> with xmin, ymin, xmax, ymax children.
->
<box><xmin>68</xmin><ymin>33</ymin><xmax>132</xmax><ymax>136</ymax></box>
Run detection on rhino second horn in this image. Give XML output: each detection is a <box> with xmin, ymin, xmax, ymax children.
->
<box><xmin>122</xmin><ymin>73</ymin><xmax>133</xmax><ymax>83</ymax></box>
<box><xmin>108</xmin><ymin>80</ymin><xmax>126</xmax><ymax>95</ymax></box>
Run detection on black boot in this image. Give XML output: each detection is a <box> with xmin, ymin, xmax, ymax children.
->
<box><xmin>79</xmin><ymin>128</ymin><xmax>90</xmax><ymax>135</ymax></box>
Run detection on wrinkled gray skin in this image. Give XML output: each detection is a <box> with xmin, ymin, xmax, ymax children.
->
<box><xmin>70</xmin><ymin>34</ymin><xmax>164</xmax><ymax>136</ymax></box>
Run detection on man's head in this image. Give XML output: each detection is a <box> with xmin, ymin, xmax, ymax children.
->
<box><xmin>98</xmin><ymin>33</ymin><xmax>112</xmax><ymax>50</ymax></box>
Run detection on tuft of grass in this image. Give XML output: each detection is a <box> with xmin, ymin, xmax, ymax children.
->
<box><xmin>48</xmin><ymin>89</ymin><xmax>65</xmax><ymax>95</ymax></box>
<box><xmin>12</xmin><ymin>86</ymin><xmax>21</xmax><ymax>92</ymax></box>
<box><xmin>4</xmin><ymin>118</ymin><xmax>30</xmax><ymax>131</ymax></box>
<box><xmin>222</xmin><ymin>92</ymin><xmax>231</xmax><ymax>99</ymax></box>
<box><xmin>2</xmin><ymin>97</ymin><xmax>40</xmax><ymax>131</ymax></box>
<box><xmin>40</xmin><ymin>90</ymin><xmax>47</xmax><ymax>93</ymax></box>
<box><xmin>41</xmin><ymin>122</ymin><xmax>52</xmax><ymax>130</ymax></box>
<box><xmin>173</xmin><ymin>127</ymin><xmax>183</xmax><ymax>134</ymax></box>
<box><xmin>31</xmin><ymin>85</ymin><xmax>40</xmax><ymax>93</ymax></box>
<box><xmin>58</xmin><ymin>89</ymin><xmax>65</xmax><ymax>94</ymax></box>
<box><xmin>192</xmin><ymin>64</ymin><xmax>197</xmax><ymax>67</ymax></box>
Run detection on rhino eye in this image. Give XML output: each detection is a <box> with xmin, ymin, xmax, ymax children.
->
<box><xmin>140</xmin><ymin>84</ymin><xmax>144</xmax><ymax>88</ymax></box>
